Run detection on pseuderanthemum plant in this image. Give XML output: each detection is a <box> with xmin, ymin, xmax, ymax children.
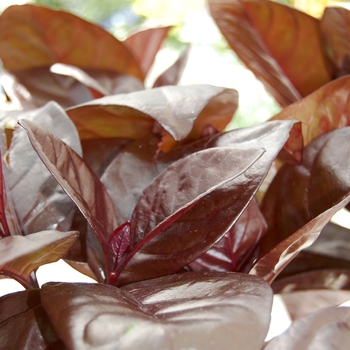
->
<box><xmin>1</xmin><ymin>1</ymin><xmax>350</xmax><ymax>349</ymax></box>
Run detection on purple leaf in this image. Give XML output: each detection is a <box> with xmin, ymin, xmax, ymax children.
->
<box><xmin>40</xmin><ymin>272</ymin><xmax>273</xmax><ymax>349</ymax></box>
<box><xmin>115</xmin><ymin>146</ymin><xmax>266</xmax><ymax>285</ymax></box>
<box><xmin>109</xmin><ymin>221</ymin><xmax>131</xmax><ymax>262</ymax></box>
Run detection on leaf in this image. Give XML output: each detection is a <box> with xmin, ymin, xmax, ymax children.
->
<box><xmin>321</xmin><ymin>7</ymin><xmax>350</xmax><ymax>77</ymax></box>
<box><xmin>260</xmin><ymin>126</ymin><xmax>350</xmax><ymax>252</ymax></box>
<box><xmin>66</xmin><ymin>85</ymin><xmax>237</xmax><ymax>143</ymax></box>
<box><xmin>109</xmin><ymin>221</ymin><xmax>131</xmax><ymax>263</ymax></box>
<box><xmin>189</xmin><ymin>198</ymin><xmax>267</xmax><ymax>273</ymax></box>
<box><xmin>0</xmin><ymin>67</ymin><xmax>95</xmax><ymax>109</ymax></box>
<box><xmin>124</xmin><ymin>26</ymin><xmax>171</xmax><ymax>77</ymax></box>
<box><xmin>0</xmin><ymin>290</ymin><xmax>65</xmax><ymax>349</ymax></box>
<box><xmin>41</xmin><ymin>272</ymin><xmax>272</xmax><ymax>350</ymax></box>
<box><xmin>0</xmin><ymin>230</ymin><xmax>78</xmax><ymax>287</ymax></box>
<box><xmin>18</xmin><ymin>119</ymin><xmax>118</xmax><ymax>273</ymax></box>
<box><xmin>100</xmin><ymin>134</ymin><xmax>161</xmax><ymax>224</ymax></box>
<box><xmin>0</xmin><ymin>154</ymin><xmax>11</xmax><ymax>238</ymax></box>
<box><xmin>1</xmin><ymin>102</ymin><xmax>82</xmax><ymax>235</ymax></box>
<box><xmin>209</xmin><ymin>0</ymin><xmax>332</xmax><ymax>106</ymax></box>
<box><xmin>0</xmin><ymin>4</ymin><xmax>143</xmax><ymax>80</ymax></box>
<box><xmin>250</xmin><ymin>194</ymin><xmax>350</xmax><ymax>284</ymax></box>
<box><xmin>153</xmin><ymin>44</ymin><xmax>191</xmax><ymax>87</ymax></box>
<box><xmin>271</xmin><ymin>76</ymin><xmax>350</xmax><ymax>148</ymax></box>
<box><xmin>264</xmin><ymin>306</ymin><xmax>350</xmax><ymax>350</ymax></box>
<box><xmin>115</xmin><ymin>146</ymin><xmax>266</xmax><ymax>285</ymax></box>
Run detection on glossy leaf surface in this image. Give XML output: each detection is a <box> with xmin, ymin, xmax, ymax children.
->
<box><xmin>66</xmin><ymin>85</ymin><xmax>237</xmax><ymax>143</ymax></box>
<box><xmin>41</xmin><ymin>272</ymin><xmax>272</xmax><ymax>350</ymax></box>
<box><xmin>250</xmin><ymin>195</ymin><xmax>350</xmax><ymax>284</ymax></box>
<box><xmin>101</xmin><ymin>135</ymin><xmax>160</xmax><ymax>224</ymax></box>
<box><xmin>0</xmin><ymin>4</ymin><xmax>143</xmax><ymax>80</ymax></box>
<box><xmin>0</xmin><ymin>230</ymin><xmax>78</xmax><ymax>287</ymax></box>
<box><xmin>189</xmin><ymin>198</ymin><xmax>267</xmax><ymax>273</ymax></box>
<box><xmin>124</xmin><ymin>26</ymin><xmax>171</xmax><ymax>76</ymax></box>
<box><xmin>271</xmin><ymin>76</ymin><xmax>350</xmax><ymax>148</ymax></box>
<box><xmin>115</xmin><ymin>146</ymin><xmax>265</xmax><ymax>285</ymax></box>
<box><xmin>1</xmin><ymin>102</ymin><xmax>82</xmax><ymax>235</ymax></box>
<box><xmin>19</xmin><ymin>120</ymin><xmax>118</xmax><ymax>257</ymax></box>
<box><xmin>209</xmin><ymin>0</ymin><xmax>332</xmax><ymax>106</ymax></box>
<box><xmin>265</xmin><ymin>306</ymin><xmax>350</xmax><ymax>350</ymax></box>
<box><xmin>321</xmin><ymin>7</ymin><xmax>350</xmax><ymax>76</ymax></box>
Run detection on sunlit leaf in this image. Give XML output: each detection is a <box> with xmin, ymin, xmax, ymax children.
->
<box><xmin>271</xmin><ymin>76</ymin><xmax>350</xmax><ymax>147</ymax></box>
<box><xmin>41</xmin><ymin>272</ymin><xmax>272</xmax><ymax>349</ymax></box>
<box><xmin>0</xmin><ymin>4</ymin><xmax>143</xmax><ymax>80</ymax></box>
<box><xmin>209</xmin><ymin>0</ymin><xmax>332</xmax><ymax>106</ymax></box>
<box><xmin>66</xmin><ymin>85</ymin><xmax>237</xmax><ymax>144</ymax></box>
<box><xmin>321</xmin><ymin>7</ymin><xmax>350</xmax><ymax>76</ymax></box>
<box><xmin>0</xmin><ymin>230</ymin><xmax>78</xmax><ymax>287</ymax></box>
<box><xmin>124</xmin><ymin>26</ymin><xmax>171</xmax><ymax>76</ymax></box>
<box><xmin>265</xmin><ymin>306</ymin><xmax>350</xmax><ymax>349</ymax></box>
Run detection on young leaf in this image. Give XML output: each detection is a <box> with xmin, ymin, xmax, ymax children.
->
<box><xmin>2</xmin><ymin>102</ymin><xmax>82</xmax><ymax>235</ymax></box>
<box><xmin>250</xmin><ymin>194</ymin><xmax>350</xmax><ymax>284</ymax></box>
<box><xmin>40</xmin><ymin>272</ymin><xmax>272</xmax><ymax>350</ymax></box>
<box><xmin>0</xmin><ymin>4</ymin><xmax>143</xmax><ymax>80</ymax></box>
<box><xmin>115</xmin><ymin>146</ymin><xmax>265</xmax><ymax>285</ymax></box>
<box><xmin>189</xmin><ymin>198</ymin><xmax>267</xmax><ymax>273</ymax></box>
<box><xmin>321</xmin><ymin>7</ymin><xmax>350</xmax><ymax>77</ymax></box>
<box><xmin>209</xmin><ymin>0</ymin><xmax>332</xmax><ymax>106</ymax></box>
<box><xmin>271</xmin><ymin>76</ymin><xmax>350</xmax><ymax>147</ymax></box>
<box><xmin>264</xmin><ymin>306</ymin><xmax>350</xmax><ymax>349</ymax></box>
<box><xmin>66</xmin><ymin>85</ymin><xmax>238</xmax><ymax>143</ymax></box>
<box><xmin>18</xmin><ymin>119</ymin><xmax>118</xmax><ymax>271</ymax></box>
<box><xmin>124</xmin><ymin>26</ymin><xmax>171</xmax><ymax>77</ymax></box>
<box><xmin>109</xmin><ymin>221</ymin><xmax>131</xmax><ymax>264</ymax></box>
<box><xmin>0</xmin><ymin>230</ymin><xmax>78</xmax><ymax>288</ymax></box>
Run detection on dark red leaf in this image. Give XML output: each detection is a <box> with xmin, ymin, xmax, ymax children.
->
<box><xmin>124</xmin><ymin>26</ymin><xmax>171</xmax><ymax>77</ymax></box>
<box><xmin>261</xmin><ymin>127</ymin><xmax>350</xmax><ymax>253</ymax></box>
<box><xmin>189</xmin><ymin>198</ymin><xmax>267</xmax><ymax>273</ymax></box>
<box><xmin>265</xmin><ymin>306</ymin><xmax>350</xmax><ymax>349</ymax></box>
<box><xmin>0</xmin><ymin>154</ymin><xmax>11</xmax><ymax>238</ymax></box>
<box><xmin>41</xmin><ymin>273</ymin><xmax>272</xmax><ymax>349</ymax></box>
<box><xmin>109</xmin><ymin>221</ymin><xmax>131</xmax><ymax>262</ymax></box>
<box><xmin>18</xmin><ymin>119</ymin><xmax>118</xmax><ymax>277</ymax></box>
<box><xmin>115</xmin><ymin>146</ymin><xmax>266</xmax><ymax>285</ymax></box>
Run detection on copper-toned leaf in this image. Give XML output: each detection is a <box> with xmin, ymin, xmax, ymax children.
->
<box><xmin>124</xmin><ymin>26</ymin><xmax>171</xmax><ymax>76</ymax></box>
<box><xmin>1</xmin><ymin>102</ymin><xmax>82</xmax><ymax>235</ymax></box>
<box><xmin>41</xmin><ymin>272</ymin><xmax>272</xmax><ymax>350</ymax></box>
<box><xmin>0</xmin><ymin>230</ymin><xmax>78</xmax><ymax>287</ymax></box>
<box><xmin>153</xmin><ymin>45</ymin><xmax>191</xmax><ymax>87</ymax></box>
<box><xmin>0</xmin><ymin>4</ymin><xmax>143</xmax><ymax>80</ymax></box>
<box><xmin>18</xmin><ymin>119</ymin><xmax>118</xmax><ymax>270</ymax></box>
<box><xmin>250</xmin><ymin>194</ymin><xmax>350</xmax><ymax>284</ymax></box>
<box><xmin>115</xmin><ymin>147</ymin><xmax>266</xmax><ymax>285</ymax></box>
<box><xmin>66</xmin><ymin>85</ymin><xmax>237</xmax><ymax>143</ymax></box>
<box><xmin>189</xmin><ymin>198</ymin><xmax>267</xmax><ymax>273</ymax></box>
<box><xmin>271</xmin><ymin>76</ymin><xmax>350</xmax><ymax>148</ymax></box>
<box><xmin>265</xmin><ymin>306</ymin><xmax>350</xmax><ymax>350</ymax></box>
<box><xmin>321</xmin><ymin>7</ymin><xmax>350</xmax><ymax>77</ymax></box>
<box><xmin>209</xmin><ymin>0</ymin><xmax>332</xmax><ymax>106</ymax></box>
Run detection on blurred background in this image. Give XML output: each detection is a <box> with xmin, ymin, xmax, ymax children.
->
<box><xmin>1</xmin><ymin>0</ymin><xmax>350</xmax><ymax>129</ymax></box>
